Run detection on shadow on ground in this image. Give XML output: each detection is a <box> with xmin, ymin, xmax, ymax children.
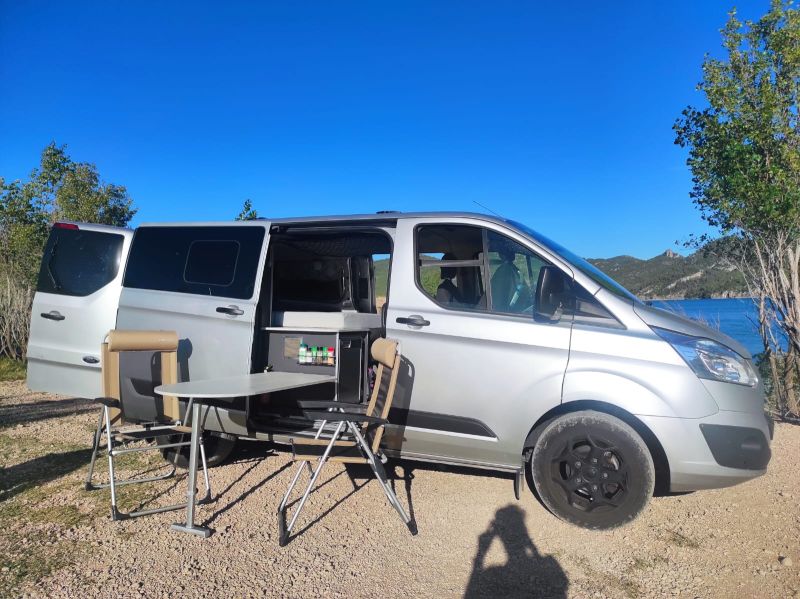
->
<box><xmin>0</xmin><ymin>448</ymin><xmax>93</xmax><ymax>502</ymax></box>
<box><xmin>202</xmin><ymin>440</ymin><xmax>289</xmax><ymax>528</ymax></box>
<box><xmin>464</xmin><ymin>504</ymin><xmax>568</xmax><ymax>599</ymax></box>
<box><xmin>0</xmin><ymin>397</ymin><xmax>96</xmax><ymax>427</ymax></box>
<box><xmin>344</xmin><ymin>461</ymin><xmax>568</xmax><ymax>597</ymax></box>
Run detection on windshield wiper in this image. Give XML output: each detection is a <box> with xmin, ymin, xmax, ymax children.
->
<box><xmin>46</xmin><ymin>238</ymin><xmax>62</xmax><ymax>291</ymax></box>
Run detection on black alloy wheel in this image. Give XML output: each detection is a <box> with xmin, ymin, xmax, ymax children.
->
<box><xmin>531</xmin><ymin>410</ymin><xmax>654</xmax><ymax>529</ymax></box>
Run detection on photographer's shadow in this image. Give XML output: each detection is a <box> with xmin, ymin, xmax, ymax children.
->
<box><xmin>464</xmin><ymin>504</ymin><xmax>568</xmax><ymax>599</ymax></box>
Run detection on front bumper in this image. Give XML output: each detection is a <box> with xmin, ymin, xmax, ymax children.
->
<box><xmin>639</xmin><ymin>408</ymin><xmax>772</xmax><ymax>493</ymax></box>
<box><xmin>699</xmin><ymin>421</ymin><xmax>771</xmax><ymax>470</ymax></box>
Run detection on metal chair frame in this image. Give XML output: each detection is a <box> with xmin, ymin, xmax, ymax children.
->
<box><xmin>277</xmin><ymin>338</ymin><xmax>416</xmax><ymax>545</ymax></box>
<box><xmin>85</xmin><ymin>330</ymin><xmax>211</xmax><ymax>520</ymax></box>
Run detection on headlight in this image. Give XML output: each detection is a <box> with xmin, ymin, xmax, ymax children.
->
<box><xmin>653</xmin><ymin>327</ymin><xmax>758</xmax><ymax>387</ymax></box>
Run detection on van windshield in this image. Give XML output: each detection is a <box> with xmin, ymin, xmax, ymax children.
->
<box><xmin>508</xmin><ymin>220</ymin><xmax>641</xmax><ymax>304</ymax></box>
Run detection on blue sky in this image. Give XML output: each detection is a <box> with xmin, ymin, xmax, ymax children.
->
<box><xmin>0</xmin><ymin>1</ymin><xmax>770</xmax><ymax>258</ymax></box>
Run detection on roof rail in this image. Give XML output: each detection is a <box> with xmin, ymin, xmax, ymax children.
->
<box><xmin>376</xmin><ymin>210</ymin><xmax>400</xmax><ymax>214</ymax></box>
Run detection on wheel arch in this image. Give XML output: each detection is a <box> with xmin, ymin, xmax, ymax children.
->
<box><xmin>522</xmin><ymin>400</ymin><xmax>671</xmax><ymax>496</ymax></box>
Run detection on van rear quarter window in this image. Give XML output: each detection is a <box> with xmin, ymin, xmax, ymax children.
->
<box><xmin>37</xmin><ymin>228</ymin><xmax>124</xmax><ymax>296</ymax></box>
<box><xmin>123</xmin><ymin>226</ymin><xmax>265</xmax><ymax>299</ymax></box>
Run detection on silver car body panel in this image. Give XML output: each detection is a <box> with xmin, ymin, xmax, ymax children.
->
<box><xmin>633</xmin><ymin>301</ymin><xmax>752</xmax><ymax>359</ymax></box>
<box><xmin>383</xmin><ymin>216</ymin><xmax>573</xmax><ymax>468</ymax></box>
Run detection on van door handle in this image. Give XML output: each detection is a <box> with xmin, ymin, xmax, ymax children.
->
<box><xmin>216</xmin><ymin>305</ymin><xmax>244</xmax><ymax>316</ymax></box>
<box><xmin>41</xmin><ymin>311</ymin><xmax>65</xmax><ymax>321</ymax></box>
<box><xmin>396</xmin><ymin>315</ymin><xmax>430</xmax><ymax>327</ymax></box>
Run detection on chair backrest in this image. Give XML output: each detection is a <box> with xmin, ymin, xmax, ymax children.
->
<box><xmin>101</xmin><ymin>330</ymin><xmax>180</xmax><ymax>424</ymax></box>
<box><xmin>364</xmin><ymin>337</ymin><xmax>400</xmax><ymax>452</ymax></box>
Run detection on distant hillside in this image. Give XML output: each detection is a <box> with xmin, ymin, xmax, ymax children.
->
<box><xmin>374</xmin><ymin>242</ymin><xmax>748</xmax><ymax>301</ymax></box>
<box><xmin>588</xmin><ymin>244</ymin><xmax>747</xmax><ymax>300</ymax></box>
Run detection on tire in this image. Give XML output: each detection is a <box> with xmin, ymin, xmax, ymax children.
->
<box><xmin>530</xmin><ymin>410</ymin><xmax>654</xmax><ymax>530</ymax></box>
<box><xmin>158</xmin><ymin>431</ymin><xmax>237</xmax><ymax>470</ymax></box>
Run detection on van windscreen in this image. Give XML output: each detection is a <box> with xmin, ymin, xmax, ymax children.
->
<box><xmin>37</xmin><ymin>228</ymin><xmax>124</xmax><ymax>296</ymax></box>
<box><xmin>123</xmin><ymin>226</ymin><xmax>265</xmax><ymax>299</ymax></box>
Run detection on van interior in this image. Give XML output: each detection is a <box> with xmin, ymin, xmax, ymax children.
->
<box><xmin>249</xmin><ymin>226</ymin><xmax>392</xmax><ymax>433</ymax></box>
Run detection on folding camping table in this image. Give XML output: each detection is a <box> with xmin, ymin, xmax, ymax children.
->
<box><xmin>155</xmin><ymin>371</ymin><xmax>336</xmax><ymax>537</ymax></box>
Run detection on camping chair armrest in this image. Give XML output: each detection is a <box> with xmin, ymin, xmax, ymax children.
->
<box><xmin>302</xmin><ymin>410</ymin><xmax>386</xmax><ymax>425</ymax></box>
<box><xmin>297</xmin><ymin>400</ymin><xmax>367</xmax><ymax>413</ymax></box>
<box><xmin>94</xmin><ymin>397</ymin><xmax>121</xmax><ymax>408</ymax></box>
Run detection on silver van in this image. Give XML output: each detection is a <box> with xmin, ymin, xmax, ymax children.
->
<box><xmin>27</xmin><ymin>212</ymin><xmax>772</xmax><ymax>529</ymax></box>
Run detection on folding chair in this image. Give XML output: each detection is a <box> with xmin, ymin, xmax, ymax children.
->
<box><xmin>277</xmin><ymin>337</ymin><xmax>417</xmax><ymax>546</ymax></box>
<box><xmin>85</xmin><ymin>330</ymin><xmax>211</xmax><ymax>521</ymax></box>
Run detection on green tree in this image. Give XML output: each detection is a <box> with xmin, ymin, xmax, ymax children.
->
<box><xmin>235</xmin><ymin>199</ymin><xmax>259</xmax><ymax>221</ymax></box>
<box><xmin>0</xmin><ymin>177</ymin><xmax>50</xmax><ymax>285</ymax></box>
<box><xmin>674</xmin><ymin>1</ymin><xmax>800</xmax><ymax>416</ymax></box>
<box><xmin>0</xmin><ymin>143</ymin><xmax>136</xmax><ymax>360</ymax></box>
<box><xmin>0</xmin><ymin>142</ymin><xmax>136</xmax><ymax>284</ymax></box>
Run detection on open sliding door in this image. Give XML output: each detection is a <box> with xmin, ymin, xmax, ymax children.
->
<box><xmin>116</xmin><ymin>222</ymin><xmax>271</xmax><ymax>383</ymax></box>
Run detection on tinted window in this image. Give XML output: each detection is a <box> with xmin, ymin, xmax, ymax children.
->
<box><xmin>37</xmin><ymin>228</ymin><xmax>124</xmax><ymax>296</ymax></box>
<box><xmin>184</xmin><ymin>240</ymin><xmax>240</xmax><ymax>286</ymax></box>
<box><xmin>565</xmin><ymin>281</ymin><xmax>617</xmax><ymax>324</ymax></box>
<box><xmin>124</xmin><ymin>226</ymin><xmax>265</xmax><ymax>299</ymax></box>
<box><xmin>416</xmin><ymin>225</ymin><xmax>487</xmax><ymax>311</ymax></box>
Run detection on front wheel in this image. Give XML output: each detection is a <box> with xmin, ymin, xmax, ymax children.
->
<box><xmin>530</xmin><ymin>410</ymin><xmax>654</xmax><ymax>530</ymax></box>
<box><xmin>158</xmin><ymin>431</ymin><xmax>237</xmax><ymax>469</ymax></box>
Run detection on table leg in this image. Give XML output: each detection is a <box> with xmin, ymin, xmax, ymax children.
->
<box><xmin>171</xmin><ymin>399</ymin><xmax>212</xmax><ymax>537</ymax></box>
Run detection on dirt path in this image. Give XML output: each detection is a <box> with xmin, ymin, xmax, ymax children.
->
<box><xmin>1</xmin><ymin>380</ymin><xmax>798</xmax><ymax>598</ymax></box>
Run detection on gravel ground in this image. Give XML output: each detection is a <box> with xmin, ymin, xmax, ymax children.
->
<box><xmin>1</xmin><ymin>379</ymin><xmax>799</xmax><ymax>598</ymax></box>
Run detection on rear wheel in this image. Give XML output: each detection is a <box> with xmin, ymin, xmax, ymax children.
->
<box><xmin>158</xmin><ymin>431</ymin><xmax>237</xmax><ymax>469</ymax></box>
<box><xmin>530</xmin><ymin>410</ymin><xmax>654</xmax><ymax>530</ymax></box>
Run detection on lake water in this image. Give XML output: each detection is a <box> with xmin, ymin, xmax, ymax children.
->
<box><xmin>650</xmin><ymin>298</ymin><xmax>776</xmax><ymax>357</ymax></box>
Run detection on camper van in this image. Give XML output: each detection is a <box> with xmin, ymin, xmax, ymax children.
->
<box><xmin>26</xmin><ymin>212</ymin><xmax>772</xmax><ymax>529</ymax></box>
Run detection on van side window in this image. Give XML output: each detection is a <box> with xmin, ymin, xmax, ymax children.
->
<box><xmin>124</xmin><ymin>226</ymin><xmax>265</xmax><ymax>299</ymax></box>
<box><xmin>563</xmin><ymin>281</ymin><xmax>617</xmax><ymax>324</ymax></box>
<box><xmin>485</xmin><ymin>231</ymin><xmax>616</xmax><ymax>323</ymax></box>
<box><xmin>486</xmin><ymin>230</ymin><xmax>547</xmax><ymax>315</ymax></box>
<box><xmin>416</xmin><ymin>225</ymin><xmax>487</xmax><ymax>311</ymax></box>
<box><xmin>416</xmin><ymin>224</ymin><xmax>618</xmax><ymax>322</ymax></box>
<box><xmin>37</xmin><ymin>228</ymin><xmax>124</xmax><ymax>297</ymax></box>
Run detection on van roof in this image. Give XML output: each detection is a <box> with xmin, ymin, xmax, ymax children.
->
<box><xmin>272</xmin><ymin>210</ymin><xmax>505</xmax><ymax>224</ymax></box>
<box><xmin>139</xmin><ymin>211</ymin><xmax>515</xmax><ymax>229</ymax></box>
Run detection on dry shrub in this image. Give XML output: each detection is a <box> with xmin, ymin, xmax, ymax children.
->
<box><xmin>0</xmin><ymin>275</ymin><xmax>33</xmax><ymax>360</ymax></box>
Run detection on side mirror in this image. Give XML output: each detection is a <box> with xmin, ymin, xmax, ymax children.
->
<box><xmin>534</xmin><ymin>266</ymin><xmax>568</xmax><ymax>322</ymax></box>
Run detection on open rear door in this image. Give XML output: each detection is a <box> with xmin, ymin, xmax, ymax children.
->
<box><xmin>27</xmin><ymin>222</ymin><xmax>133</xmax><ymax>398</ymax></box>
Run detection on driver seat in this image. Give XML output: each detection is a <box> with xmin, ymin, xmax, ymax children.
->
<box><xmin>491</xmin><ymin>253</ymin><xmax>521</xmax><ymax>311</ymax></box>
